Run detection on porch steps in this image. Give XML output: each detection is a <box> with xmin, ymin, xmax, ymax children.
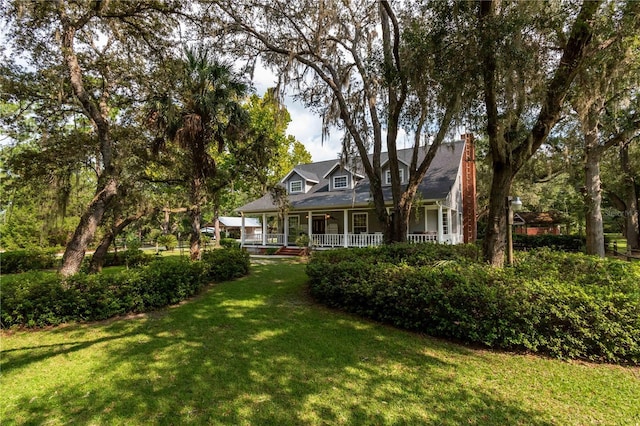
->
<box><xmin>275</xmin><ymin>246</ymin><xmax>308</xmax><ymax>256</ymax></box>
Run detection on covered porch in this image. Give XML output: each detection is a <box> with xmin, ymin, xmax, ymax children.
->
<box><xmin>240</xmin><ymin>203</ymin><xmax>462</xmax><ymax>249</ymax></box>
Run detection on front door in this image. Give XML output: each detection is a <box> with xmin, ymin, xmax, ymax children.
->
<box><xmin>312</xmin><ymin>217</ymin><xmax>326</xmax><ymax>234</ymax></box>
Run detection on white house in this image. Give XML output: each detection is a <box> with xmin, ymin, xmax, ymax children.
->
<box><xmin>236</xmin><ymin>134</ymin><xmax>477</xmax><ymax>249</ymax></box>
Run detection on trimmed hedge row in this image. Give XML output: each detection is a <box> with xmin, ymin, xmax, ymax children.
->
<box><xmin>307</xmin><ymin>245</ymin><xmax>640</xmax><ymax>364</ymax></box>
<box><xmin>1</xmin><ymin>248</ymin><xmax>250</xmax><ymax>328</ymax></box>
<box><xmin>0</xmin><ymin>248</ymin><xmax>154</xmax><ymax>275</ymax></box>
<box><xmin>97</xmin><ymin>249</ymin><xmax>155</xmax><ymax>269</ymax></box>
<box><xmin>513</xmin><ymin>234</ymin><xmax>585</xmax><ymax>252</ymax></box>
<box><xmin>0</xmin><ymin>248</ymin><xmax>60</xmax><ymax>274</ymax></box>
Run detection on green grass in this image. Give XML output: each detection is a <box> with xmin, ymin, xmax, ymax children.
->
<box><xmin>606</xmin><ymin>233</ymin><xmax>628</xmax><ymax>252</ymax></box>
<box><xmin>1</xmin><ymin>258</ymin><xmax>638</xmax><ymax>425</ymax></box>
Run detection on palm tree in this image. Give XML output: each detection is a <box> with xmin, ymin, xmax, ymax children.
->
<box><xmin>147</xmin><ymin>48</ymin><xmax>250</xmax><ymax>260</ymax></box>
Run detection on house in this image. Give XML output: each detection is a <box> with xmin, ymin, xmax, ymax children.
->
<box><xmin>236</xmin><ymin>134</ymin><xmax>477</xmax><ymax>249</ymax></box>
<box><xmin>513</xmin><ymin>211</ymin><xmax>568</xmax><ymax>236</ymax></box>
<box><xmin>202</xmin><ymin>217</ymin><xmax>262</xmax><ymax>239</ymax></box>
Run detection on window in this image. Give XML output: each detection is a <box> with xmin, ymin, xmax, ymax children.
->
<box><xmin>442</xmin><ymin>210</ymin><xmax>449</xmax><ymax>234</ymax></box>
<box><xmin>333</xmin><ymin>175</ymin><xmax>348</xmax><ymax>189</ymax></box>
<box><xmin>353</xmin><ymin>212</ymin><xmax>368</xmax><ymax>234</ymax></box>
<box><xmin>385</xmin><ymin>168</ymin><xmax>404</xmax><ymax>185</ymax></box>
<box><xmin>289</xmin><ymin>180</ymin><xmax>303</xmax><ymax>193</ymax></box>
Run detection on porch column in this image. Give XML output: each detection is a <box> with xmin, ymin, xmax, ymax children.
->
<box><xmin>241</xmin><ymin>213</ymin><xmax>246</xmax><ymax>247</ymax></box>
<box><xmin>438</xmin><ymin>204</ymin><xmax>444</xmax><ymax>243</ymax></box>
<box><xmin>262</xmin><ymin>213</ymin><xmax>267</xmax><ymax>246</ymax></box>
<box><xmin>284</xmin><ymin>213</ymin><xmax>289</xmax><ymax>247</ymax></box>
<box><xmin>424</xmin><ymin>206</ymin><xmax>428</xmax><ymax>232</ymax></box>
<box><xmin>308</xmin><ymin>211</ymin><xmax>313</xmax><ymax>244</ymax></box>
<box><xmin>343</xmin><ymin>209</ymin><xmax>349</xmax><ymax>248</ymax></box>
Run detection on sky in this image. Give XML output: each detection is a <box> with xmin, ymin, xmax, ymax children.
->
<box><xmin>251</xmin><ymin>67</ymin><xmax>344</xmax><ymax>163</ymax></box>
<box><xmin>250</xmin><ymin>65</ymin><xmax>444</xmax><ymax>163</ymax></box>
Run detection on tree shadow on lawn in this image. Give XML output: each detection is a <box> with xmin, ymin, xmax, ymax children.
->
<box><xmin>3</xmin><ymin>260</ymin><xmax>554</xmax><ymax>425</ymax></box>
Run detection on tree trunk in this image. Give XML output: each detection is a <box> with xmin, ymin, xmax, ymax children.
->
<box><xmin>188</xmin><ymin>176</ymin><xmax>204</xmax><ymax>261</ymax></box>
<box><xmin>483</xmin><ymin>165</ymin><xmax>513</xmax><ymax>267</ymax></box>
<box><xmin>214</xmin><ymin>218</ymin><xmax>221</xmax><ymax>247</ymax></box>
<box><xmin>385</xmin><ymin>205</ymin><xmax>409</xmax><ymax>244</ymax></box>
<box><xmin>621</xmin><ymin>142</ymin><xmax>640</xmax><ymax>250</ymax></box>
<box><xmin>583</xmin><ymin>144</ymin><xmax>605</xmax><ymax>257</ymax></box>
<box><xmin>89</xmin><ymin>211</ymin><xmax>147</xmax><ymax>273</ymax></box>
<box><xmin>189</xmin><ymin>206</ymin><xmax>202</xmax><ymax>260</ymax></box>
<box><xmin>89</xmin><ymin>232</ymin><xmax>115</xmax><ymax>274</ymax></box>
<box><xmin>59</xmin><ymin>178</ymin><xmax>118</xmax><ymax>276</ymax></box>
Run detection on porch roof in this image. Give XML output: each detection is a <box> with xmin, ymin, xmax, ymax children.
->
<box><xmin>203</xmin><ymin>217</ymin><xmax>261</xmax><ymax>228</ymax></box>
<box><xmin>237</xmin><ymin>140</ymin><xmax>465</xmax><ymax>214</ymax></box>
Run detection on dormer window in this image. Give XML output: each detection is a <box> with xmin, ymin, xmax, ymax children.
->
<box><xmin>385</xmin><ymin>169</ymin><xmax>404</xmax><ymax>185</ymax></box>
<box><xmin>290</xmin><ymin>180</ymin><xmax>303</xmax><ymax>193</ymax></box>
<box><xmin>333</xmin><ymin>175</ymin><xmax>348</xmax><ymax>189</ymax></box>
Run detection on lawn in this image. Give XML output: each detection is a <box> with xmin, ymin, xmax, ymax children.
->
<box><xmin>1</xmin><ymin>258</ymin><xmax>638</xmax><ymax>425</ymax></box>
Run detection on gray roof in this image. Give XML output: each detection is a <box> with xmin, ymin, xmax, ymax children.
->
<box><xmin>237</xmin><ymin>140</ymin><xmax>465</xmax><ymax>213</ymax></box>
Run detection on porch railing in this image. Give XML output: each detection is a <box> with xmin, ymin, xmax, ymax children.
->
<box><xmin>348</xmin><ymin>233</ymin><xmax>384</xmax><ymax>247</ymax></box>
<box><xmin>242</xmin><ymin>233</ymin><xmax>284</xmax><ymax>245</ymax></box>
<box><xmin>243</xmin><ymin>232</ymin><xmax>448</xmax><ymax>247</ymax></box>
<box><xmin>407</xmin><ymin>233</ymin><xmax>438</xmax><ymax>244</ymax></box>
<box><xmin>312</xmin><ymin>233</ymin><xmax>344</xmax><ymax>247</ymax></box>
<box><xmin>266</xmin><ymin>233</ymin><xmax>285</xmax><ymax>245</ymax></box>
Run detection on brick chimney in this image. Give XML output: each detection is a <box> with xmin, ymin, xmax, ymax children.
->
<box><xmin>461</xmin><ymin>133</ymin><xmax>477</xmax><ymax>243</ymax></box>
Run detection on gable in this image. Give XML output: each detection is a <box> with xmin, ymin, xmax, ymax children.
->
<box><xmin>381</xmin><ymin>163</ymin><xmax>408</xmax><ymax>185</ymax></box>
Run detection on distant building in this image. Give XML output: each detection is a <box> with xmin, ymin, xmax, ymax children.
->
<box><xmin>202</xmin><ymin>217</ymin><xmax>261</xmax><ymax>239</ymax></box>
<box><xmin>513</xmin><ymin>212</ymin><xmax>569</xmax><ymax>235</ymax></box>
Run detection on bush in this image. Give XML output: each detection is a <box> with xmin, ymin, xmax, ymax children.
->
<box><xmin>157</xmin><ymin>234</ymin><xmax>178</xmax><ymax>250</ymax></box>
<box><xmin>1</xmin><ymin>248</ymin><xmax>250</xmax><ymax>328</ymax></box>
<box><xmin>219</xmin><ymin>238</ymin><xmax>240</xmax><ymax>249</ymax></box>
<box><xmin>202</xmin><ymin>248</ymin><xmax>250</xmax><ymax>281</ymax></box>
<box><xmin>99</xmin><ymin>249</ymin><xmax>154</xmax><ymax>268</ymax></box>
<box><xmin>512</xmin><ymin>234</ymin><xmax>585</xmax><ymax>252</ymax></box>
<box><xmin>295</xmin><ymin>234</ymin><xmax>310</xmax><ymax>247</ymax></box>
<box><xmin>307</xmin><ymin>246</ymin><xmax>640</xmax><ymax>364</ymax></box>
<box><xmin>0</xmin><ymin>248</ymin><xmax>60</xmax><ymax>274</ymax></box>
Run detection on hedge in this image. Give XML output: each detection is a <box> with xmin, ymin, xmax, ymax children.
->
<box><xmin>307</xmin><ymin>246</ymin><xmax>640</xmax><ymax>364</ymax></box>
<box><xmin>0</xmin><ymin>248</ymin><xmax>60</xmax><ymax>274</ymax></box>
<box><xmin>97</xmin><ymin>249</ymin><xmax>155</xmax><ymax>268</ymax></box>
<box><xmin>512</xmin><ymin>234</ymin><xmax>586</xmax><ymax>252</ymax></box>
<box><xmin>1</xmin><ymin>248</ymin><xmax>250</xmax><ymax>328</ymax></box>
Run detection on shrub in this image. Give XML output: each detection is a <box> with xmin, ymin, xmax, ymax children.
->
<box><xmin>295</xmin><ymin>234</ymin><xmax>310</xmax><ymax>247</ymax></box>
<box><xmin>157</xmin><ymin>234</ymin><xmax>178</xmax><ymax>250</ymax></box>
<box><xmin>139</xmin><ymin>257</ymin><xmax>206</xmax><ymax>307</ymax></box>
<box><xmin>125</xmin><ymin>235</ymin><xmax>142</xmax><ymax>251</ymax></box>
<box><xmin>99</xmin><ymin>249</ymin><xmax>154</xmax><ymax>268</ymax></box>
<box><xmin>0</xmin><ymin>248</ymin><xmax>60</xmax><ymax>274</ymax></box>
<box><xmin>307</xmin><ymin>247</ymin><xmax>640</xmax><ymax>364</ymax></box>
<box><xmin>0</xmin><ymin>271</ymin><xmax>68</xmax><ymax>327</ymax></box>
<box><xmin>512</xmin><ymin>234</ymin><xmax>585</xmax><ymax>252</ymax></box>
<box><xmin>219</xmin><ymin>238</ymin><xmax>240</xmax><ymax>249</ymax></box>
<box><xmin>201</xmin><ymin>248</ymin><xmax>250</xmax><ymax>281</ymax></box>
<box><xmin>1</xmin><ymin>248</ymin><xmax>250</xmax><ymax>328</ymax></box>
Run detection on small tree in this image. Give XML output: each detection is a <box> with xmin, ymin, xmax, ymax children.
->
<box><xmin>146</xmin><ymin>48</ymin><xmax>250</xmax><ymax>260</ymax></box>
